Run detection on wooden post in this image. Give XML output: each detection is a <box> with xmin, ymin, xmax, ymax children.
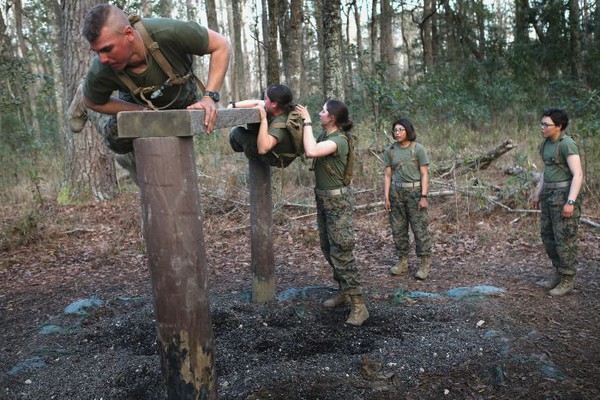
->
<box><xmin>117</xmin><ymin>108</ymin><xmax>275</xmax><ymax>398</ymax></box>
<box><xmin>249</xmin><ymin>159</ymin><xmax>275</xmax><ymax>302</ymax></box>
<box><xmin>134</xmin><ymin>136</ymin><xmax>216</xmax><ymax>400</ymax></box>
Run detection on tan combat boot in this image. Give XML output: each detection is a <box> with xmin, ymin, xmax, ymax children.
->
<box><xmin>389</xmin><ymin>257</ymin><xmax>408</xmax><ymax>275</ymax></box>
<box><xmin>415</xmin><ymin>256</ymin><xmax>431</xmax><ymax>280</ymax></box>
<box><xmin>540</xmin><ymin>271</ymin><xmax>561</xmax><ymax>289</ymax></box>
<box><xmin>323</xmin><ymin>291</ymin><xmax>349</xmax><ymax>308</ymax></box>
<box><xmin>67</xmin><ymin>83</ymin><xmax>89</xmax><ymax>133</ymax></box>
<box><xmin>549</xmin><ymin>275</ymin><xmax>574</xmax><ymax>296</ymax></box>
<box><xmin>346</xmin><ymin>295</ymin><xmax>369</xmax><ymax>326</ymax></box>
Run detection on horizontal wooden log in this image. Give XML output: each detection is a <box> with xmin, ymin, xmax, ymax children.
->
<box><xmin>116</xmin><ymin>108</ymin><xmax>261</xmax><ymax>138</ymax></box>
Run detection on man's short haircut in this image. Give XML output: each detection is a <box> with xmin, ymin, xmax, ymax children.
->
<box><xmin>542</xmin><ymin>107</ymin><xmax>569</xmax><ymax>131</ymax></box>
<box><xmin>82</xmin><ymin>4</ymin><xmax>113</xmax><ymax>43</ymax></box>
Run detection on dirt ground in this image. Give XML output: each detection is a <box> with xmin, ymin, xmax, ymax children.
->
<box><xmin>1</xmin><ymin>172</ymin><xmax>599</xmax><ymax>399</ymax></box>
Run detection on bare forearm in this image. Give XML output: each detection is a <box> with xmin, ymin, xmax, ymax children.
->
<box><xmin>84</xmin><ymin>97</ymin><xmax>146</xmax><ymax>115</ymax></box>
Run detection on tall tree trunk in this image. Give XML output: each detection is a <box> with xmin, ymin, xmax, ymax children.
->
<box><xmin>266</xmin><ymin>0</ymin><xmax>280</xmax><ymax>83</ymax></box>
<box><xmin>205</xmin><ymin>0</ymin><xmax>219</xmax><ymax>30</ymax></box>
<box><xmin>61</xmin><ymin>0</ymin><xmax>118</xmax><ymax>202</ymax></box>
<box><xmin>422</xmin><ymin>0</ymin><xmax>435</xmax><ymax>72</ymax></box>
<box><xmin>278</xmin><ymin>0</ymin><xmax>291</xmax><ymax>86</ymax></box>
<box><xmin>288</xmin><ymin>0</ymin><xmax>303</xmax><ymax>96</ymax></box>
<box><xmin>369</xmin><ymin>0</ymin><xmax>379</xmax><ymax>123</ymax></box>
<box><xmin>322</xmin><ymin>0</ymin><xmax>343</xmax><ymax>99</ymax></box>
<box><xmin>14</xmin><ymin>0</ymin><xmax>41</xmax><ymax>140</ymax></box>
<box><xmin>568</xmin><ymin>0</ymin><xmax>582</xmax><ymax>80</ymax></box>
<box><xmin>379</xmin><ymin>0</ymin><xmax>395</xmax><ymax>81</ymax></box>
<box><xmin>514</xmin><ymin>0</ymin><xmax>529</xmax><ymax>45</ymax></box>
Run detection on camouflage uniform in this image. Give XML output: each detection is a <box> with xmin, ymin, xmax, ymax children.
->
<box><xmin>384</xmin><ymin>141</ymin><xmax>432</xmax><ymax>259</ymax></box>
<box><xmin>540</xmin><ymin>187</ymin><xmax>581</xmax><ymax>275</ymax></box>
<box><xmin>540</xmin><ymin>134</ymin><xmax>582</xmax><ymax>276</ymax></box>
<box><xmin>388</xmin><ymin>188</ymin><xmax>432</xmax><ymax>257</ymax></box>
<box><xmin>315</xmin><ymin>192</ymin><xmax>362</xmax><ymax>295</ymax></box>
<box><xmin>313</xmin><ymin>130</ymin><xmax>363</xmax><ymax>296</ymax></box>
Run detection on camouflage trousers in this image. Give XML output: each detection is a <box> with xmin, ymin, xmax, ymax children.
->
<box><xmin>229</xmin><ymin>125</ymin><xmax>291</xmax><ymax>168</ymax></box>
<box><xmin>88</xmin><ymin>110</ymin><xmax>138</xmax><ymax>186</ymax></box>
<box><xmin>540</xmin><ymin>187</ymin><xmax>581</xmax><ymax>276</ymax></box>
<box><xmin>388</xmin><ymin>187</ymin><xmax>432</xmax><ymax>258</ymax></box>
<box><xmin>315</xmin><ymin>191</ymin><xmax>362</xmax><ymax>295</ymax></box>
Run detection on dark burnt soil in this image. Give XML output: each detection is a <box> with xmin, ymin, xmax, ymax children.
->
<box><xmin>1</xmin><ymin>183</ymin><xmax>599</xmax><ymax>400</ymax></box>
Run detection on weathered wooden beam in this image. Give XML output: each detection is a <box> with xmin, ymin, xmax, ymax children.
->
<box><xmin>134</xmin><ymin>136</ymin><xmax>216</xmax><ymax>399</ymax></box>
<box><xmin>117</xmin><ymin>108</ymin><xmax>261</xmax><ymax>138</ymax></box>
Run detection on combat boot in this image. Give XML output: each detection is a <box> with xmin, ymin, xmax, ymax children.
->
<box><xmin>389</xmin><ymin>257</ymin><xmax>408</xmax><ymax>275</ymax></box>
<box><xmin>323</xmin><ymin>290</ymin><xmax>349</xmax><ymax>308</ymax></box>
<box><xmin>67</xmin><ymin>83</ymin><xmax>88</xmax><ymax>133</ymax></box>
<box><xmin>346</xmin><ymin>295</ymin><xmax>369</xmax><ymax>326</ymax></box>
<box><xmin>415</xmin><ymin>256</ymin><xmax>431</xmax><ymax>280</ymax></box>
<box><xmin>539</xmin><ymin>271</ymin><xmax>561</xmax><ymax>290</ymax></box>
<box><xmin>549</xmin><ymin>275</ymin><xmax>574</xmax><ymax>296</ymax></box>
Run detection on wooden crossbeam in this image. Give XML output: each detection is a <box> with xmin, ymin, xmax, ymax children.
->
<box><xmin>117</xmin><ymin>108</ymin><xmax>261</xmax><ymax>138</ymax></box>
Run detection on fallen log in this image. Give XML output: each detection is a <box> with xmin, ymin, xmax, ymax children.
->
<box><xmin>436</xmin><ymin>139</ymin><xmax>517</xmax><ymax>178</ymax></box>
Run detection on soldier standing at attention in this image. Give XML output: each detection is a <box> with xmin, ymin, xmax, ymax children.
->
<box><xmin>532</xmin><ymin>108</ymin><xmax>583</xmax><ymax>296</ymax></box>
<box><xmin>383</xmin><ymin>118</ymin><xmax>432</xmax><ymax>279</ymax></box>
<box><xmin>296</xmin><ymin>100</ymin><xmax>369</xmax><ymax>326</ymax></box>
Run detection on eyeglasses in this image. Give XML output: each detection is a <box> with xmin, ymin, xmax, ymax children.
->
<box><xmin>393</xmin><ymin>128</ymin><xmax>406</xmax><ymax>133</ymax></box>
<box><xmin>540</xmin><ymin>122</ymin><xmax>556</xmax><ymax>128</ymax></box>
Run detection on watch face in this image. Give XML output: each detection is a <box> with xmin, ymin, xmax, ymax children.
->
<box><xmin>205</xmin><ymin>91</ymin><xmax>220</xmax><ymax>102</ymax></box>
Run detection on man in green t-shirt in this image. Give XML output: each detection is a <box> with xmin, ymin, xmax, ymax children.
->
<box><xmin>532</xmin><ymin>108</ymin><xmax>584</xmax><ymax>296</ymax></box>
<box><xmin>228</xmin><ymin>84</ymin><xmax>296</xmax><ymax>168</ymax></box>
<box><xmin>67</xmin><ymin>4</ymin><xmax>230</xmax><ymax>184</ymax></box>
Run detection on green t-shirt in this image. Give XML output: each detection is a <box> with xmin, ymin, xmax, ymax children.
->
<box><xmin>384</xmin><ymin>141</ymin><xmax>429</xmax><ymax>183</ymax></box>
<box><xmin>83</xmin><ymin>18</ymin><xmax>209</xmax><ymax>109</ymax></box>
<box><xmin>268</xmin><ymin>113</ymin><xmax>294</xmax><ymax>156</ymax></box>
<box><xmin>541</xmin><ymin>134</ymin><xmax>579</xmax><ymax>183</ymax></box>
<box><xmin>313</xmin><ymin>130</ymin><xmax>349</xmax><ymax>190</ymax></box>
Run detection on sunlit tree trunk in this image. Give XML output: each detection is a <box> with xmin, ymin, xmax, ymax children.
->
<box><xmin>278</xmin><ymin>0</ymin><xmax>291</xmax><ymax>85</ymax></box>
<box><xmin>288</xmin><ymin>0</ymin><xmax>303</xmax><ymax>96</ymax></box>
<box><xmin>61</xmin><ymin>0</ymin><xmax>118</xmax><ymax>202</ymax></box>
<box><xmin>322</xmin><ymin>0</ymin><xmax>343</xmax><ymax>100</ymax></box>
<box><xmin>14</xmin><ymin>0</ymin><xmax>41</xmax><ymax>140</ymax></box>
<box><xmin>266</xmin><ymin>0</ymin><xmax>280</xmax><ymax>83</ymax></box>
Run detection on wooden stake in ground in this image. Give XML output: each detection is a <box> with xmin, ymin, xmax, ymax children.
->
<box><xmin>118</xmin><ymin>108</ymin><xmax>265</xmax><ymax>399</ymax></box>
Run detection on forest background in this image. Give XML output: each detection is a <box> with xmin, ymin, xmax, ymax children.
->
<box><xmin>0</xmin><ymin>0</ymin><xmax>599</xmax><ymax>226</ymax></box>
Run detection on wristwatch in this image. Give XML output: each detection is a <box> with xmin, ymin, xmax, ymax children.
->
<box><xmin>566</xmin><ymin>199</ymin><xmax>576</xmax><ymax>205</ymax></box>
<box><xmin>203</xmin><ymin>91</ymin><xmax>220</xmax><ymax>102</ymax></box>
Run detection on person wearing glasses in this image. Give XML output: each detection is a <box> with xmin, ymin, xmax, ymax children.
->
<box><xmin>67</xmin><ymin>4</ymin><xmax>230</xmax><ymax>185</ymax></box>
<box><xmin>296</xmin><ymin>100</ymin><xmax>369</xmax><ymax>326</ymax></box>
<box><xmin>532</xmin><ymin>108</ymin><xmax>583</xmax><ymax>296</ymax></box>
<box><xmin>384</xmin><ymin>118</ymin><xmax>432</xmax><ymax>280</ymax></box>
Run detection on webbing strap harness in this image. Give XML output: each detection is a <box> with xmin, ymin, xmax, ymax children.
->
<box><xmin>388</xmin><ymin>141</ymin><xmax>419</xmax><ymax>171</ymax></box>
<box><xmin>115</xmin><ymin>15</ymin><xmax>206</xmax><ymax>110</ymax></box>
<box><xmin>540</xmin><ymin>133</ymin><xmax>572</xmax><ymax>176</ymax></box>
<box><xmin>311</xmin><ymin>132</ymin><xmax>355</xmax><ymax>187</ymax></box>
